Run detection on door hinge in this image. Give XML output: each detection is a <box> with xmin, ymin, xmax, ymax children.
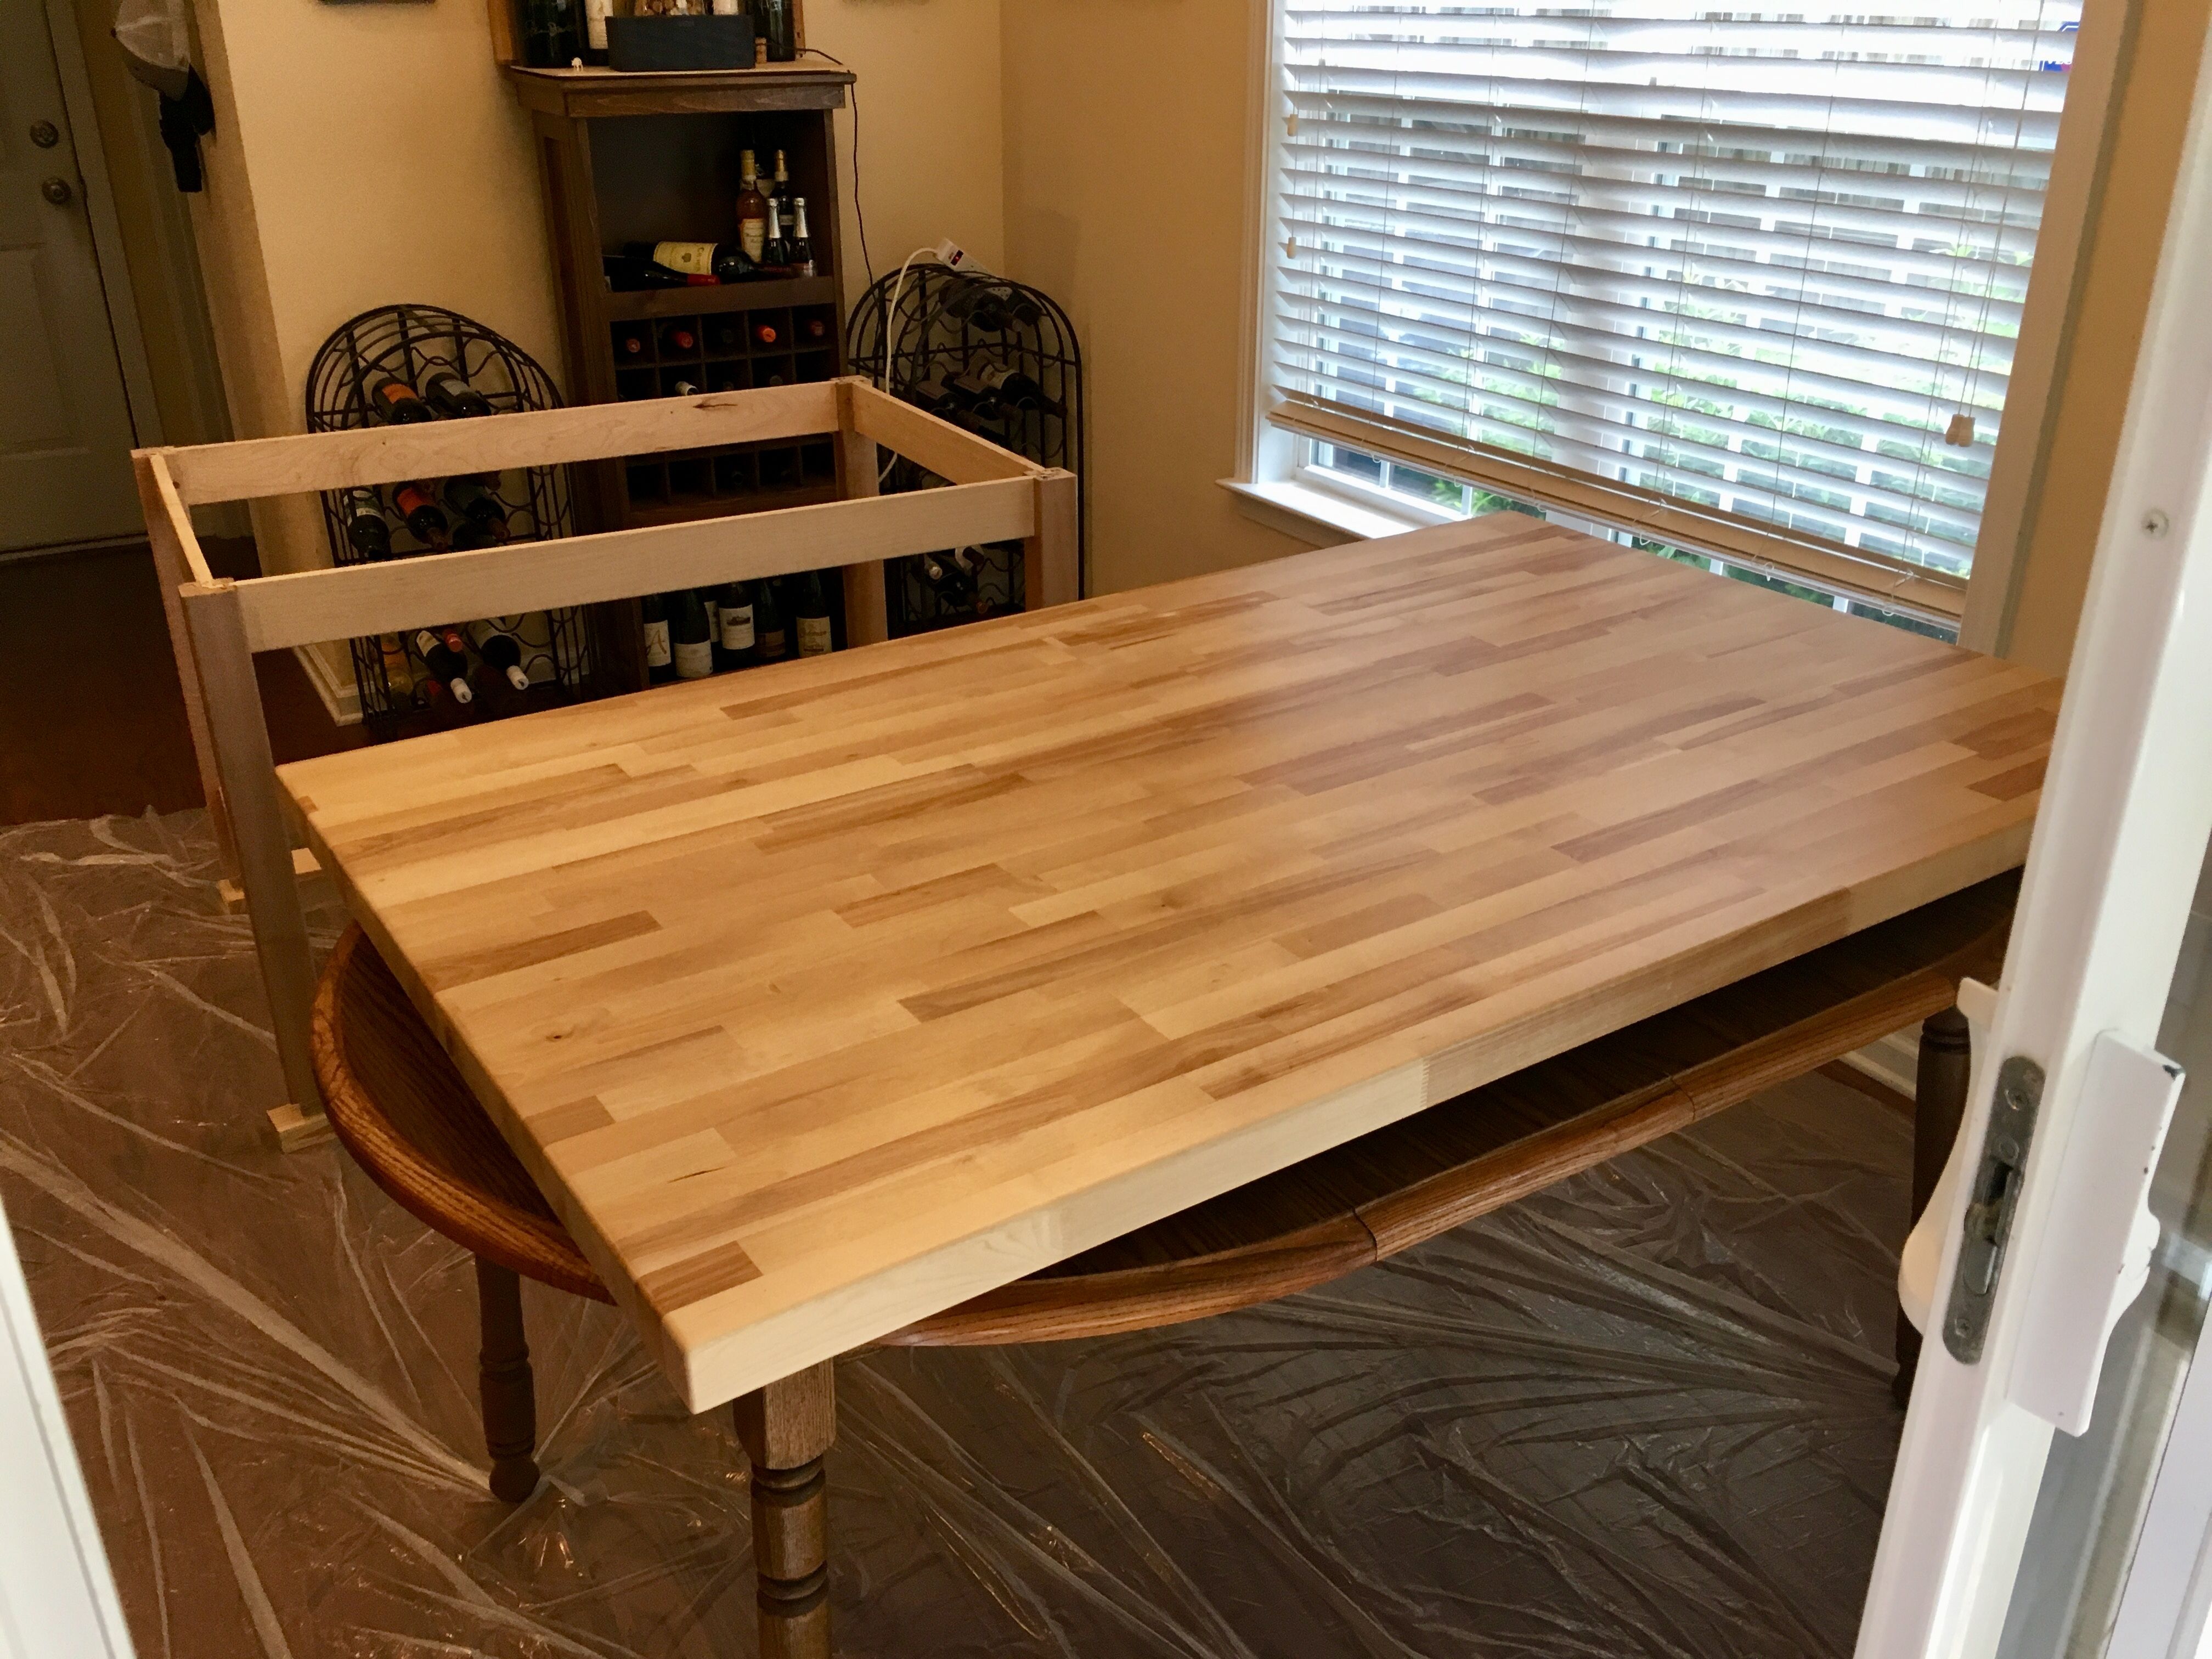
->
<box><xmin>1944</xmin><ymin>1054</ymin><xmax>2043</xmax><ymax>1364</ymax></box>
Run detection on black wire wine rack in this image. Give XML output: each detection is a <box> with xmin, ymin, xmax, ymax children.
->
<box><xmin>845</xmin><ymin>267</ymin><xmax>1084</xmax><ymax>635</ymax></box>
<box><xmin>304</xmin><ymin>304</ymin><xmax>602</xmax><ymax>741</ymax></box>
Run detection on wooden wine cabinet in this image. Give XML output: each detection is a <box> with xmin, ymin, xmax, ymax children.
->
<box><xmin>505</xmin><ymin>63</ymin><xmax>859</xmax><ymax>686</ymax></box>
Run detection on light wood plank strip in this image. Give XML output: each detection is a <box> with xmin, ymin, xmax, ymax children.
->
<box><xmin>228</xmin><ymin>478</ymin><xmax>1037</xmax><ymax>653</ymax></box>
<box><xmin>161</xmin><ymin>382</ymin><xmax>842</xmax><ymax>505</ymax></box>
<box><xmin>848</xmin><ymin>381</ymin><xmax>1044</xmax><ymax>484</ymax></box>
<box><xmin>134</xmin><ymin>450</ymin><xmax>233</xmax><ymax>876</ymax></box>
<box><xmin>834</xmin><ymin>381</ymin><xmax>888</xmax><ymax>647</ymax></box>
<box><xmin>1023</xmin><ymin>469</ymin><xmax>1079</xmax><ymax>609</ymax></box>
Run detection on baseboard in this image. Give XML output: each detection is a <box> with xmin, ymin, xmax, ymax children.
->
<box><xmin>0</xmin><ymin>533</ymin><xmax>150</xmax><ymax>569</ymax></box>
<box><xmin>1843</xmin><ymin>1028</ymin><xmax>1921</xmax><ymax>1099</ymax></box>
<box><xmin>292</xmin><ymin>643</ymin><xmax>363</xmax><ymax>727</ymax></box>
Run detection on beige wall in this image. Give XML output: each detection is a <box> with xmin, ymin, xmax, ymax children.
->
<box><xmin>1000</xmin><ymin>0</ymin><xmax>1302</xmax><ymax>595</ymax></box>
<box><xmin>179</xmin><ymin>0</ymin><xmax>1006</xmax><ymax>579</ymax></box>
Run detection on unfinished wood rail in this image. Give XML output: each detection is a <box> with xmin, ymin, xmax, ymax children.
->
<box><xmin>135</xmin><ymin>377</ymin><xmax>1077</xmax><ymax>1149</ymax></box>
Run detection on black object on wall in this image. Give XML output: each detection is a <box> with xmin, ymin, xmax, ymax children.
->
<box><xmin>845</xmin><ymin>266</ymin><xmax>1084</xmax><ymax>635</ymax></box>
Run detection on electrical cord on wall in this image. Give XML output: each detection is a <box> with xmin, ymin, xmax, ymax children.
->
<box><xmin>798</xmin><ymin>48</ymin><xmax>872</xmax><ymax>287</ymax></box>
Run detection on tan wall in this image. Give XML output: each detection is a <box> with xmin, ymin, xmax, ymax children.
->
<box><xmin>1000</xmin><ymin>0</ymin><xmax>1302</xmax><ymax>595</ymax></box>
<box><xmin>179</xmin><ymin>0</ymin><xmax>1006</xmax><ymax>579</ymax></box>
<box><xmin>1996</xmin><ymin>0</ymin><xmax>2212</xmax><ymax>676</ymax></box>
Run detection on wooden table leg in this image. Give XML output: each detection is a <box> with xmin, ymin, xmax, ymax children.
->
<box><xmin>1894</xmin><ymin>1005</ymin><xmax>1971</xmax><ymax>1406</ymax></box>
<box><xmin>733</xmin><ymin>1361</ymin><xmax>834</xmax><ymax>1659</ymax></box>
<box><xmin>476</xmin><ymin>1258</ymin><xmax>541</xmax><ymax>1502</ymax></box>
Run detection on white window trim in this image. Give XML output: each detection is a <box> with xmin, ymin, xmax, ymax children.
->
<box><xmin>1221</xmin><ymin>0</ymin><xmax>2128</xmax><ymax>655</ymax></box>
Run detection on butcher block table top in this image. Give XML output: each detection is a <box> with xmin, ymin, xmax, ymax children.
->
<box><xmin>280</xmin><ymin>515</ymin><xmax>2062</xmax><ymax>1409</ymax></box>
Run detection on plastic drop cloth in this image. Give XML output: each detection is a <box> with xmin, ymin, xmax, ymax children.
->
<box><xmin>0</xmin><ymin>810</ymin><xmax>1912</xmax><ymax>1658</ymax></box>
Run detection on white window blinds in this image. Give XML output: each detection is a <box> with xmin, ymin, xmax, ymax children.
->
<box><xmin>1269</xmin><ymin>0</ymin><xmax>2077</xmax><ymax>616</ymax></box>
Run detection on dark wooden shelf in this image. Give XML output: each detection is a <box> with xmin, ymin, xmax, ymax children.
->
<box><xmin>602</xmin><ymin>274</ymin><xmax>841</xmax><ymax>322</ymax></box>
<box><xmin>504</xmin><ymin>63</ymin><xmax>853</xmax><ymax>118</ymax></box>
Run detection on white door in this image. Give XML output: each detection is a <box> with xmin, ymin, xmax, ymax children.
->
<box><xmin>0</xmin><ymin>0</ymin><xmax>144</xmax><ymax>555</ymax></box>
<box><xmin>1856</xmin><ymin>18</ymin><xmax>2212</xmax><ymax>1657</ymax></box>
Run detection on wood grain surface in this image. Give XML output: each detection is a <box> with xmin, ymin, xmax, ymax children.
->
<box><xmin>280</xmin><ymin>515</ymin><xmax>2061</xmax><ymax>1409</ymax></box>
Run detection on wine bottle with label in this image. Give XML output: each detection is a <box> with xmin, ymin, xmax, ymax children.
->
<box><xmin>522</xmin><ymin>0</ymin><xmax>581</xmax><ymax>66</ymax></box>
<box><xmin>341</xmin><ymin>489</ymin><xmax>392</xmax><ymax>562</ymax></box>
<box><xmin>421</xmin><ymin>368</ymin><xmax>493</xmax><ymax>419</ymax></box>
<box><xmin>622</xmin><ymin>240</ymin><xmax>757</xmax><ymax>284</ymax></box>
<box><xmin>763</xmin><ymin>202</ymin><xmax>787</xmax><ymax>270</ymax></box>
<box><xmin>641</xmin><ymin>594</ymin><xmax>675</xmax><ymax>685</ymax></box>
<box><xmin>603</xmin><ymin>253</ymin><xmax>719</xmax><ymax>292</ymax></box>
<box><xmin>736</xmin><ymin>153</ymin><xmax>770</xmax><ymax>266</ymax></box>
<box><xmin>672</xmin><ymin>589</ymin><xmax>715</xmax><ymax>680</ymax></box>
<box><xmin>390</xmin><ymin>482</ymin><xmax>450</xmax><ymax>545</ymax></box>
<box><xmin>367</xmin><ymin>374</ymin><xmax>433</xmax><ymax>425</ymax></box>
<box><xmin>582</xmin><ymin>0</ymin><xmax>611</xmax><ymax>63</ymax></box>
<box><xmin>789</xmin><ymin>199</ymin><xmax>815</xmax><ymax>278</ymax></box>
<box><xmin>467</xmin><ymin>622</ymin><xmax>534</xmax><ymax>691</ymax></box>
<box><xmin>413</xmin><ymin>630</ymin><xmax>475</xmax><ymax>704</ymax></box>
<box><xmin>793</xmin><ymin>569</ymin><xmax>833</xmax><ymax>656</ymax></box>
<box><xmin>770</xmin><ymin>151</ymin><xmax>794</xmax><ymax>230</ymax></box>
<box><xmin>753</xmin><ymin>579</ymin><xmax>788</xmax><ymax>663</ymax></box>
<box><xmin>716</xmin><ymin>580</ymin><xmax>755</xmax><ymax>666</ymax></box>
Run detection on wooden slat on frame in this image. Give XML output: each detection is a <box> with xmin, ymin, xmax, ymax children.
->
<box><xmin>220</xmin><ymin>477</ymin><xmax>1039</xmax><ymax>653</ymax></box>
<box><xmin>160</xmin><ymin>382</ymin><xmax>845</xmax><ymax>505</ymax></box>
<box><xmin>848</xmin><ymin>381</ymin><xmax>1044</xmax><ymax>484</ymax></box>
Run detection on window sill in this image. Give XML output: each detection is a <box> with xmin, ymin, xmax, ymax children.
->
<box><xmin>1217</xmin><ymin>477</ymin><xmax>1426</xmax><ymax>547</ymax></box>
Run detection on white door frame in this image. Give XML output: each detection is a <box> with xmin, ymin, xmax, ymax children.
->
<box><xmin>1857</xmin><ymin>5</ymin><xmax>2212</xmax><ymax>1651</ymax></box>
<box><xmin>0</xmin><ymin>1190</ymin><xmax>137</xmax><ymax>1659</ymax></box>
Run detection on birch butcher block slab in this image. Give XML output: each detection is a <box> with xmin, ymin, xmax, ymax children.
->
<box><xmin>280</xmin><ymin>515</ymin><xmax>2062</xmax><ymax>1409</ymax></box>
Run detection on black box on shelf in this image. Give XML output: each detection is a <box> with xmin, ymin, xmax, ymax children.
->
<box><xmin>606</xmin><ymin>15</ymin><xmax>755</xmax><ymax>71</ymax></box>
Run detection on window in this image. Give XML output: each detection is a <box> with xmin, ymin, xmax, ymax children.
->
<box><xmin>1254</xmin><ymin>0</ymin><xmax>2078</xmax><ymax>625</ymax></box>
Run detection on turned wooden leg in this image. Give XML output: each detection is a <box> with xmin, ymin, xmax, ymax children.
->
<box><xmin>1894</xmin><ymin>1005</ymin><xmax>1972</xmax><ymax>1406</ymax></box>
<box><xmin>733</xmin><ymin>1361</ymin><xmax>835</xmax><ymax>1659</ymax></box>
<box><xmin>475</xmin><ymin>1257</ymin><xmax>541</xmax><ymax>1502</ymax></box>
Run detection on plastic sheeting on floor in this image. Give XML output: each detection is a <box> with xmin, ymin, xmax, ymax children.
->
<box><xmin>0</xmin><ymin>810</ymin><xmax>1912</xmax><ymax>1658</ymax></box>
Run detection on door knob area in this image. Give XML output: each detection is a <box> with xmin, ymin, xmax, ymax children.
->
<box><xmin>41</xmin><ymin>177</ymin><xmax>73</xmax><ymax>206</ymax></box>
<box><xmin>30</xmin><ymin>120</ymin><xmax>60</xmax><ymax>148</ymax></box>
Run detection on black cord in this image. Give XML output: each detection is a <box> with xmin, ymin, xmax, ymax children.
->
<box><xmin>799</xmin><ymin>48</ymin><xmax>873</xmax><ymax>287</ymax></box>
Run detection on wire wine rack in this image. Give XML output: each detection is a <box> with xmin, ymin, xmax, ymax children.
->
<box><xmin>304</xmin><ymin>304</ymin><xmax>601</xmax><ymax>741</ymax></box>
<box><xmin>845</xmin><ymin>267</ymin><xmax>1084</xmax><ymax>634</ymax></box>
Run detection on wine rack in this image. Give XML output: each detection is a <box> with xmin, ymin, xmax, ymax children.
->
<box><xmin>845</xmin><ymin>267</ymin><xmax>1084</xmax><ymax>636</ymax></box>
<box><xmin>611</xmin><ymin>301</ymin><xmax>841</xmax><ymax>518</ymax></box>
<box><xmin>303</xmin><ymin>304</ymin><xmax>608</xmax><ymax>743</ymax></box>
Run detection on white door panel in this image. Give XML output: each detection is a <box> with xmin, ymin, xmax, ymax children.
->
<box><xmin>0</xmin><ymin>0</ymin><xmax>143</xmax><ymax>554</ymax></box>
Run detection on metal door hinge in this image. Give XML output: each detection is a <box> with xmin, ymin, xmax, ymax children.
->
<box><xmin>1944</xmin><ymin>1055</ymin><xmax>2042</xmax><ymax>1364</ymax></box>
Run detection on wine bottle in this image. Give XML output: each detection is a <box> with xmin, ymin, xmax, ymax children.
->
<box><xmin>763</xmin><ymin>201</ymin><xmax>787</xmax><ymax>270</ymax></box>
<box><xmin>467</xmin><ymin>622</ymin><xmax>534</xmax><ymax>691</ymax></box>
<box><xmin>716</xmin><ymin>580</ymin><xmax>755</xmax><ymax>663</ymax></box>
<box><xmin>641</xmin><ymin>593</ymin><xmax>674</xmax><ymax>685</ymax></box>
<box><xmin>792</xmin><ymin>569</ymin><xmax>832</xmax><ymax>656</ymax></box>
<box><xmin>340</xmin><ymin>489</ymin><xmax>392</xmax><ymax>562</ymax></box>
<box><xmin>614</xmin><ymin>324</ymin><xmax>650</xmax><ymax>357</ymax></box>
<box><xmin>672</xmin><ymin>589</ymin><xmax>715</xmax><ymax>680</ymax></box>
<box><xmin>377</xmin><ymin>634</ymin><xmax>413</xmax><ymax>696</ymax></box>
<box><xmin>753</xmin><ymin>579</ymin><xmax>788</xmax><ymax>663</ymax></box>
<box><xmin>918</xmin><ymin>549</ymin><xmax>973</xmax><ymax>603</ymax></box>
<box><xmin>421</xmin><ymin>368</ymin><xmax>493</xmax><ymax>419</ymax></box>
<box><xmin>757</xmin><ymin>0</ymin><xmax>795</xmax><ymax>60</ymax></box>
<box><xmin>672</xmin><ymin>379</ymin><xmax>703</xmax><ymax>397</ymax></box>
<box><xmin>770</xmin><ymin>151</ymin><xmax>794</xmax><ymax>231</ymax></box>
<box><xmin>582</xmin><ymin>0</ymin><xmax>611</xmax><ymax>63</ymax></box>
<box><xmin>736</xmin><ymin>152</ymin><xmax>769</xmax><ymax>266</ymax></box>
<box><xmin>708</xmin><ymin>318</ymin><xmax>742</xmax><ymax>353</ymax></box>
<box><xmin>790</xmin><ymin>198</ymin><xmax>815</xmax><ymax>279</ymax></box>
<box><xmin>603</xmin><ymin>253</ymin><xmax>718</xmax><ymax>292</ymax></box>
<box><xmin>753</xmin><ymin>320</ymin><xmax>779</xmax><ymax>347</ymax></box>
<box><xmin>799</xmin><ymin>312</ymin><xmax>829</xmax><ymax>343</ymax></box>
<box><xmin>390</xmin><ymin>482</ymin><xmax>449</xmax><ymax>544</ymax></box>
<box><xmin>522</xmin><ymin>0</ymin><xmax>581</xmax><ymax>66</ymax></box>
<box><xmin>413</xmin><ymin>630</ymin><xmax>475</xmax><ymax>704</ymax></box>
<box><xmin>661</xmin><ymin>323</ymin><xmax>698</xmax><ymax>354</ymax></box>
<box><xmin>442</xmin><ymin>474</ymin><xmax>507</xmax><ymax>529</ymax></box>
<box><xmin>622</xmin><ymin>240</ymin><xmax>757</xmax><ymax>284</ymax></box>
<box><xmin>974</xmin><ymin>365</ymin><xmax>1059</xmax><ymax>414</ymax></box>
<box><xmin>945</xmin><ymin>369</ymin><xmax>1006</xmax><ymax>419</ymax></box>
<box><xmin>450</xmin><ymin>520</ymin><xmax>500</xmax><ymax>552</ymax></box>
<box><xmin>367</xmin><ymin>374</ymin><xmax>433</xmax><ymax>425</ymax></box>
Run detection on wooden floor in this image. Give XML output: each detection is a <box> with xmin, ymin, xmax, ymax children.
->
<box><xmin>0</xmin><ymin>540</ymin><xmax>362</xmax><ymax>826</ymax></box>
